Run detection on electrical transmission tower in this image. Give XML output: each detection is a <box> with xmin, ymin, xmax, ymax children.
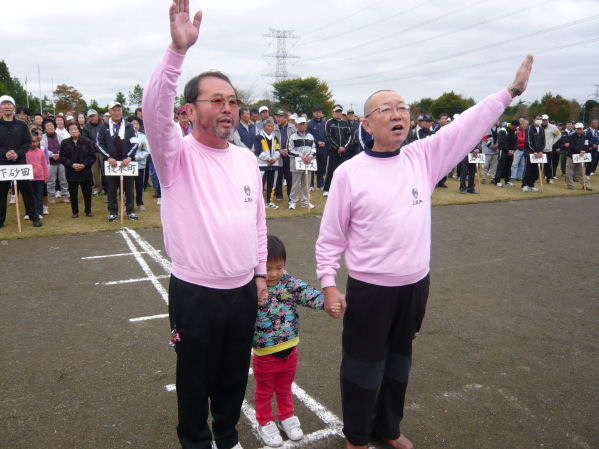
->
<box><xmin>262</xmin><ymin>29</ymin><xmax>299</xmax><ymax>82</ymax></box>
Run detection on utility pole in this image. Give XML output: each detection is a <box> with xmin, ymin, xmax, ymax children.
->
<box><xmin>262</xmin><ymin>29</ymin><xmax>299</xmax><ymax>83</ymax></box>
<box><xmin>37</xmin><ymin>65</ymin><xmax>42</xmax><ymax>114</ymax></box>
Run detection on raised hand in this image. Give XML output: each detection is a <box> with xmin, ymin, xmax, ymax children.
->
<box><xmin>169</xmin><ymin>0</ymin><xmax>203</xmax><ymax>55</ymax></box>
<box><xmin>511</xmin><ymin>54</ymin><xmax>534</xmax><ymax>96</ymax></box>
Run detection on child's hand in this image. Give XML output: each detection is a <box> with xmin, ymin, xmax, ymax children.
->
<box><xmin>257</xmin><ymin>289</ymin><xmax>268</xmax><ymax>306</ymax></box>
<box><xmin>330</xmin><ymin>302</ymin><xmax>342</xmax><ymax>315</ymax></box>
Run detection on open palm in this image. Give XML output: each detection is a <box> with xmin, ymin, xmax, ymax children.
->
<box><xmin>169</xmin><ymin>0</ymin><xmax>203</xmax><ymax>54</ymax></box>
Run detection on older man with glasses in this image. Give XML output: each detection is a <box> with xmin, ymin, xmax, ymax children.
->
<box><xmin>142</xmin><ymin>2</ymin><xmax>268</xmax><ymax>449</ymax></box>
<box><xmin>316</xmin><ymin>56</ymin><xmax>534</xmax><ymax>449</ymax></box>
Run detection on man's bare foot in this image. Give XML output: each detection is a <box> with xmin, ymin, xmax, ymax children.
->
<box><xmin>345</xmin><ymin>439</ymin><xmax>368</xmax><ymax>449</ymax></box>
<box><xmin>383</xmin><ymin>433</ymin><xmax>414</xmax><ymax>449</ymax></box>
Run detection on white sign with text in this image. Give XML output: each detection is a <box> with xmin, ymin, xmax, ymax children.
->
<box><xmin>104</xmin><ymin>161</ymin><xmax>139</xmax><ymax>176</ymax></box>
<box><xmin>573</xmin><ymin>153</ymin><xmax>592</xmax><ymax>164</ymax></box>
<box><xmin>529</xmin><ymin>154</ymin><xmax>548</xmax><ymax>164</ymax></box>
<box><xmin>295</xmin><ymin>157</ymin><xmax>318</xmax><ymax>172</ymax></box>
<box><xmin>0</xmin><ymin>164</ymin><xmax>34</xmax><ymax>181</ymax></box>
<box><xmin>468</xmin><ymin>153</ymin><xmax>486</xmax><ymax>164</ymax></box>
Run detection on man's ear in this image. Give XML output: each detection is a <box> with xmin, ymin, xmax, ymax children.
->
<box><xmin>362</xmin><ymin>118</ymin><xmax>373</xmax><ymax>135</ymax></box>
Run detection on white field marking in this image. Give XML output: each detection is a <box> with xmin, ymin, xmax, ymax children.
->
<box><xmin>130</xmin><ymin>313</ymin><xmax>169</xmax><ymax>322</ymax></box>
<box><xmin>124</xmin><ymin>227</ymin><xmax>172</xmax><ymax>273</ymax></box>
<box><xmin>81</xmin><ymin>250</ymin><xmax>162</xmax><ymax>260</ymax></box>
<box><xmin>165</xmin><ymin>384</ymin><xmax>176</xmax><ymax>392</ymax></box>
<box><xmin>119</xmin><ymin>230</ymin><xmax>169</xmax><ymax>304</ymax></box>
<box><xmin>95</xmin><ymin>275</ymin><xmax>169</xmax><ymax>286</ymax></box>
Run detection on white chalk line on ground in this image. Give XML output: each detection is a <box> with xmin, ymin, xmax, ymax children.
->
<box><xmin>81</xmin><ymin>250</ymin><xmax>161</xmax><ymax>260</ymax></box>
<box><xmin>129</xmin><ymin>313</ymin><xmax>169</xmax><ymax>322</ymax></box>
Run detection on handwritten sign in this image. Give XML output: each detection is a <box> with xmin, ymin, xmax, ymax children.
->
<box><xmin>0</xmin><ymin>164</ymin><xmax>34</xmax><ymax>181</ymax></box>
<box><xmin>529</xmin><ymin>154</ymin><xmax>548</xmax><ymax>164</ymax></box>
<box><xmin>104</xmin><ymin>161</ymin><xmax>138</xmax><ymax>176</ymax></box>
<box><xmin>468</xmin><ymin>153</ymin><xmax>486</xmax><ymax>164</ymax></box>
<box><xmin>573</xmin><ymin>153</ymin><xmax>592</xmax><ymax>164</ymax></box>
<box><xmin>295</xmin><ymin>157</ymin><xmax>317</xmax><ymax>171</ymax></box>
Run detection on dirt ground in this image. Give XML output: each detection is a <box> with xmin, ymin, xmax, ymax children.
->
<box><xmin>1</xmin><ymin>195</ymin><xmax>597</xmax><ymax>449</ymax></box>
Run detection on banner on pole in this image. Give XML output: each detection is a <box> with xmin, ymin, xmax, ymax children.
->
<box><xmin>104</xmin><ymin>161</ymin><xmax>139</xmax><ymax>176</ymax></box>
<box><xmin>295</xmin><ymin>157</ymin><xmax>317</xmax><ymax>171</ymax></box>
<box><xmin>529</xmin><ymin>154</ymin><xmax>548</xmax><ymax>164</ymax></box>
<box><xmin>573</xmin><ymin>153</ymin><xmax>592</xmax><ymax>164</ymax></box>
<box><xmin>468</xmin><ymin>153</ymin><xmax>485</xmax><ymax>164</ymax></box>
<box><xmin>0</xmin><ymin>164</ymin><xmax>34</xmax><ymax>181</ymax></box>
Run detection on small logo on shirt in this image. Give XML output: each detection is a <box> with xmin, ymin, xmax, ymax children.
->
<box><xmin>412</xmin><ymin>188</ymin><xmax>423</xmax><ymax>205</ymax></box>
<box><xmin>244</xmin><ymin>185</ymin><xmax>253</xmax><ymax>202</ymax></box>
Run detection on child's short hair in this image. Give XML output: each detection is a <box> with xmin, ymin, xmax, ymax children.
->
<box><xmin>267</xmin><ymin>235</ymin><xmax>286</xmax><ymax>262</ymax></box>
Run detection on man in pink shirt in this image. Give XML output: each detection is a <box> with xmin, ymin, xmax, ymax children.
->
<box><xmin>316</xmin><ymin>57</ymin><xmax>534</xmax><ymax>449</ymax></box>
<box><xmin>142</xmin><ymin>2</ymin><xmax>267</xmax><ymax>448</ymax></box>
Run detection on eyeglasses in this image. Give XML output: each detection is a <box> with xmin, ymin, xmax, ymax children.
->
<box><xmin>365</xmin><ymin>103</ymin><xmax>410</xmax><ymax>118</ymax></box>
<box><xmin>193</xmin><ymin>97</ymin><xmax>241</xmax><ymax>109</ymax></box>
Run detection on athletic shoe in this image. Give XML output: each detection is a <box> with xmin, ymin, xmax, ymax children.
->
<box><xmin>258</xmin><ymin>421</ymin><xmax>283</xmax><ymax>447</ymax></box>
<box><xmin>9</xmin><ymin>195</ymin><xmax>16</xmax><ymax>204</ymax></box>
<box><xmin>108</xmin><ymin>214</ymin><xmax>118</xmax><ymax>222</ymax></box>
<box><xmin>309</xmin><ymin>187</ymin><xmax>314</xmax><ymax>192</ymax></box>
<box><xmin>288</xmin><ymin>203</ymin><xmax>296</xmax><ymax>210</ymax></box>
<box><xmin>33</xmin><ymin>220</ymin><xmax>42</xmax><ymax>227</ymax></box>
<box><xmin>591</xmin><ymin>172</ymin><xmax>595</xmax><ymax>176</ymax></box>
<box><xmin>38</xmin><ymin>215</ymin><xmax>43</xmax><ymax>219</ymax></box>
<box><xmin>552</xmin><ymin>176</ymin><xmax>559</xmax><ymax>180</ymax></box>
<box><xmin>548</xmin><ymin>179</ymin><xmax>554</xmax><ymax>184</ymax></box>
<box><xmin>279</xmin><ymin>416</ymin><xmax>304</xmax><ymax>441</ymax></box>
<box><xmin>586</xmin><ymin>187</ymin><xmax>593</xmax><ymax>191</ymax></box>
<box><xmin>157</xmin><ymin>198</ymin><xmax>161</xmax><ymax>205</ymax></box>
<box><xmin>301</xmin><ymin>203</ymin><xmax>315</xmax><ymax>209</ymax></box>
<box><xmin>43</xmin><ymin>206</ymin><xmax>49</xmax><ymax>215</ymax></box>
<box><xmin>49</xmin><ymin>197</ymin><xmax>56</xmax><ymax>204</ymax></box>
<box><xmin>212</xmin><ymin>443</ymin><xmax>243</xmax><ymax>449</ymax></box>
<box><xmin>86</xmin><ymin>213</ymin><xmax>95</xmax><ymax>217</ymax></box>
<box><xmin>481</xmin><ymin>179</ymin><xmax>486</xmax><ymax>184</ymax></box>
<box><xmin>530</xmin><ymin>187</ymin><xmax>539</xmax><ymax>192</ymax></box>
<box><xmin>72</xmin><ymin>213</ymin><xmax>79</xmax><ymax>218</ymax></box>
<box><xmin>522</xmin><ymin>186</ymin><xmax>530</xmax><ymax>192</ymax></box>
<box><xmin>506</xmin><ymin>182</ymin><xmax>515</xmax><ymax>187</ymax></box>
<box><xmin>61</xmin><ymin>197</ymin><xmax>69</xmax><ymax>203</ymax></box>
<box><xmin>568</xmin><ymin>185</ymin><xmax>574</xmax><ymax>190</ymax></box>
<box><xmin>496</xmin><ymin>182</ymin><xmax>503</xmax><ymax>187</ymax></box>
<box><xmin>138</xmin><ymin>205</ymin><xmax>146</xmax><ymax>211</ymax></box>
<box><xmin>128</xmin><ymin>212</ymin><xmax>139</xmax><ymax>220</ymax></box>
<box><xmin>24</xmin><ymin>215</ymin><xmax>29</xmax><ymax>220</ymax></box>
<box><xmin>267</xmin><ymin>202</ymin><xmax>279</xmax><ymax>209</ymax></box>
<box><xmin>322</xmin><ymin>191</ymin><xmax>329</xmax><ymax>197</ymax></box>
<box><xmin>586</xmin><ymin>175</ymin><xmax>590</xmax><ymax>181</ymax></box>
<box><xmin>104</xmin><ymin>195</ymin><xmax>108</xmax><ymax>203</ymax></box>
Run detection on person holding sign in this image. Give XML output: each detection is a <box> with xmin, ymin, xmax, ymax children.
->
<box><xmin>97</xmin><ymin>101</ymin><xmax>139</xmax><ymax>222</ymax></box>
<box><xmin>59</xmin><ymin>122</ymin><xmax>97</xmax><ymax>218</ymax></box>
<box><xmin>142</xmin><ymin>2</ymin><xmax>268</xmax><ymax>448</ymax></box>
<box><xmin>287</xmin><ymin>117</ymin><xmax>316</xmax><ymax>210</ymax></box>
<box><xmin>566</xmin><ymin>123</ymin><xmax>591</xmax><ymax>190</ymax></box>
<box><xmin>316</xmin><ymin>56</ymin><xmax>534</xmax><ymax>449</ymax></box>
<box><xmin>522</xmin><ymin>113</ymin><xmax>545</xmax><ymax>192</ymax></box>
<box><xmin>0</xmin><ymin>95</ymin><xmax>41</xmax><ymax>228</ymax></box>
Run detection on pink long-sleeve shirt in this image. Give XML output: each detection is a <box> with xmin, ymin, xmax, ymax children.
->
<box><xmin>26</xmin><ymin>148</ymin><xmax>48</xmax><ymax>181</ymax></box>
<box><xmin>142</xmin><ymin>48</ymin><xmax>267</xmax><ymax>289</ymax></box>
<box><xmin>316</xmin><ymin>88</ymin><xmax>513</xmax><ymax>288</ymax></box>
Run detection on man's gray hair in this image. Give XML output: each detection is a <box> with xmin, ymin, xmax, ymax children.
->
<box><xmin>263</xmin><ymin>118</ymin><xmax>274</xmax><ymax>126</ymax></box>
<box><xmin>364</xmin><ymin>89</ymin><xmax>394</xmax><ymax>116</ymax></box>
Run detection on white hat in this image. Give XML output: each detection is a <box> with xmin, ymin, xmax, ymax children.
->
<box><xmin>575</xmin><ymin>122</ymin><xmax>584</xmax><ymax>129</ymax></box>
<box><xmin>541</xmin><ymin>114</ymin><xmax>549</xmax><ymax>120</ymax></box>
<box><xmin>295</xmin><ymin>116</ymin><xmax>307</xmax><ymax>124</ymax></box>
<box><xmin>258</xmin><ymin>105</ymin><xmax>269</xmax><ymax>113</ymax></box>
<box><xmin>0</xmin><ymin>95</ymin><xmax>16</xmax><ymax>106</ymax></box>
<box><xmin>453</xmin><ymin>113</ymin><xmax>460</xmax><ymax>119</ymax></box>
<box><xmin>108</xmin><ymin>101</ymin><xmax>122</xmax><ymax>109</ymax></box>
<box><xmin>289</xmin><ymin>113</ymin><xmax>298</xmax><ymax>121</ymax></box>
<box><xmin>66</xmin><ymin>115</ymin><xmax>74</xmax><ymax>121</ymax></box>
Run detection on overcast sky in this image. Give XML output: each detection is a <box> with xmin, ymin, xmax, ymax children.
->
<box><xmin>3</xmin><ymin>0</ymin><xmax>598</xmax><ymax>115</ymax></box>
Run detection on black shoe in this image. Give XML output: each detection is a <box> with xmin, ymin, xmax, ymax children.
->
<box><xmin>152</xmin><ymin>192</ymin><xmax>159</xmax><ymax>198</ymax></box>
<box><xmin>0</xmin><ymin>222</ymin><xmax>4</xmax><ymax>228</ymax></box>
<box><xmin>108</xmin><ymin>214</ymin><xmax>118</xmax><ymax>222</ymax></box>
<box><xmin>460</xmin><ymin>188</ymin><xmax>467</xmax><ymax>194</ymax></box>
<box><xmin>128</xmin><ymin>213</ymin><xmax>139</xmax><ymax>220</ymax></box>
<box><xmin>467</xmin><ymin>190</ymin><xmax>476</xmax><ymax>194</ymax></box>
<box><xmin>437</xmin><ymin>184</ymin><xmax>448</xmax><ymax>188</ymax></box>
<box><xmin>33</xmin><ymin>220</ymin><xmax>43</xmax><ymax>227</ymax></box>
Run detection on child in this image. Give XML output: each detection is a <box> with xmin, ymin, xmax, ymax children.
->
<box><xmin>253</xmin><ymin>235</ymin><xmax>336</xmax><ymax>447</ymax></box>
<box><xmin>25</xmin><ymin>134</ymin><xmax>48</xmax><ymax>220</ymax></box>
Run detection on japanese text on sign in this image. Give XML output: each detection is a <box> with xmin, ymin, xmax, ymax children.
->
<box><xmin>0</xmin><ymin>164</ymin><xmax>34</xmax><ymax>181</ymax></box>
<box><xmin>573</xmin><ymin>153</ymin><xmax>592</xmax><ymax>164</ymax></box>
<box><xmin>104</xmin><ymin>161</ymin><xmax>139</xmax><ymax>176</ymax></box>
<box><xmin>529</xmin><ymin>154</ymin><xmax>548</xmax><ymax>164</ymax></box>
<box><xmin>468</xmin><ymin>153</ymin><xmax>486</xmax><ymax>164</ymax></box>
<box><xmin>295</xmin><ymin>157</ymin><xmax>318</xmax><ymax>171</ymax></box>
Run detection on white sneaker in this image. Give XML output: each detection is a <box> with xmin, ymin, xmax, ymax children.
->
<box><xmin>322</xmin><ymin>191</ymin><xmax>329</xmax><ymax>197</ymax></box>
<box><xmin>43</xmin><ymin>206</ymin><xmax>49</xmax><ymax>215</ymax></box>
<box><xmin>591</xmin><ymin>172</ymin><xmax>595</xmax><ymax>176</ymax></box>
<box><xmin>267</xmin><ymin>202</ymin><xmax>279</xmax><ymax>210</ymax></box>
<box><xmin>506</xmin><ymin>181</ymin><xmax>515</xmax><ymax>187</ymax></box>
<box><xmin>212</xmin><ymin>443</ymin><xmax>243</xmax><ymax>449</ymax></box>
<box><xmin>157</xmin><ymin>198</ymin><xmax>161</xmax><ymax>205</ymax></box>
<box><xmin>496</xmin><ymin>182</ymin><xmax>503</xmax><ymax>188</ymax></box>
<box><xmin>38</xmin><ymin>215</ymin><xmax>43</xmax><ymax>220</ymax></box>
<box><xmin>279</xmin><ymin>416</ymin><xmax>304</xmax><ymax>441</ymax></box>
<box><xmin>301</xmin><ymin>203</ymin><xmax>315</xmax><ymax>209</ymax></box>
<box><xmin>9</xmin><ymin>195</ymin><xmax>16</xmax><ymax>204</ymax></box>
<box><xmin>258</xmin><ymin>421</ymin><xmax>283</xmax><ymax>447</ymax></box>
<box><xmin>548</xmin><ymin>179</ymin><xmax>554</xmax><ymax>184</ymax></box>
<box><xmin>288</xmin><ymin>203</ymin><xmax>296</xmax><ymax>210</ymax></box>
<box><xmin>530</xmin><ymin>187</ymin><xmax>539</xmax><ymax>192</ymax></box>
<box><xmin>24</xmin><ymin>215</ymin><xmax>29</xmax><ymax>220</ymax></box>
<box><xmin>522</xmin><ymin>186</ymin><xmax>530</xmax><ymax>192</ymax></box>
<box><xmin>586</xmin><ymin>175</ymin><xmax>590</xmax><ymax>181</ymax></box>
<box><xmin>309</xmin><ymin>187</ymin><xmax>314</xmax><ymax>192</ymax></box>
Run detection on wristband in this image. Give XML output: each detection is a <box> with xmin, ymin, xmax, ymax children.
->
<box><xmin>254</xmin><ymin>274</ymin><xmax>266</xmax><ymax>279</ymax></box>
<box><xmin>508</xmin><ymin>85</ymin><xmax>523</xmax><ymax>97</ymax></box>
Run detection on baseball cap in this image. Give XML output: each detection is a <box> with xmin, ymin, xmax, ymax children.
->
<box><xmin>66</xmin><ymin>115</ymin><xmax>74</xmax><ymax>121</ymax></box>
<box><xmin>347</xmin><ymin>109</ymin><xmax>355</xmax><ymax>114</ymax></box>
<box><xmin>289</xmin><ymin>113</ymin><xmax>297</xmax><ymax>120</ymax></box>
<box><xmin>417</xmin><ymin>114</ymin><xmax>424</xmax><ymax>121</ymax></box>
<box><xmin>0</xmin><ymin>95</ymin><xmax>16</xmax><ymax>106</ymax></box>
<box><xmin>332</xmin><ymin>104</ymin><xmax>343</xmax><ymax>112</ymax></box>
<box><xmin>103</xmin><ymin>112</ymin><xmax>110</xmax><ymax>117</ymax></box>
<box><xmin>423</xmin><ymin>113</ymin><xmax>433</xmax><ymax>121</ymax></box>
<box><xmin>108</xmin><ymin>101</ymin><xmax>122</xmax><ymax>109</ymax></box>
<box><xmin>258</xmin><ymin>105</ymin><xmax>269</xmax><ymax>113</ymax></box>
<box><xmin>575</xmin><ymin>122</ymin><xmax>584</xmax><ymax>129</ymax></box>
<box><xmin>541</xmin><ymin>114</ymin><xmax>549</xmax><ymax>120</ymax></box>
<box><xmin>87</xmin><ymin>109</ymin><xmax>98</xmax><ymax>117</ymax></box>
<box><xmin>177</xmin><ymin>105</ymin><xmax>187</xmax><ymax>114</ymax></box>
<box><xmin>275</xmin><ymin>109</ymin><xmax>287</xmax><ymax>116</ymax></box>
<box><xmin>510</xmin><ymin>120</ymin><xmax>520</xmax><ymax>126</ymax></box>
<box><xmin>295</xmin><ymin>116</ymin><xmax>307</xmax><ymax>124</ymax></box>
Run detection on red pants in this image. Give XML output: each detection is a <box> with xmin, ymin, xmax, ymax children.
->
<box><xmin>252</xmin><ymin>347</ymin><xmax>298</xmax><ymax>426</ymax></box>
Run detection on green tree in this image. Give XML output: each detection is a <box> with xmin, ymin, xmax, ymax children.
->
<box><xmin>581</xmin><ymin>99</ymin><xmax>599</xmax><ymax>124</ymax></box>
<box><xmin>54</xmin><ymin>84</ymin><xmax>86</xmax><ymax>114</ymax></box>
<box><xmin>0</xmin><ymin>60</ymin><xmax>29</xmax><ymax>108</ymax></box>
<box><xmin>430</xmin><ymin>91</ymin><xmax>472</xmax><ymax>118</ymax></box>
<box><xmin>409</xmin><ymin>97</ymin><xmax>433</xmax><ymax>118</ymax></box>
<box><xmin>128</xmin><ymin>83</ymin><xmax>144</xmax><ymax>108</ymax></box>
<box><xmin>115</xmin><ymin>91</ymin><xmax>128</xmax><ymax>114</ymax></box>
<box><xmin>272</xmin><ymin>77</ymin><xmax>334</xmax><ymax>116</ymax></box>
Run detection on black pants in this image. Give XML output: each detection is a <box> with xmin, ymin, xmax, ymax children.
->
<box><xmin>560</xmin><ymin>151</ymin><xmax>568</xmax><ymax>175</ymax></box>
<box><xmin>341</xmin><ymin>275</ymin><xmax>429</xmax><ymax>446</ymax></box>
<box><xmin>458</xmin><ymin>157</ymin><xmax>475</xmax><ymax>192</ymax></box>
<box><xmin>275</xmin><ymin>156</ymin><xmax>291</xmax><ymax>199</ymax></box>
<box><xmin>31</xmin><ymin>180</ymin><xmax>45</xmax><ymax>216</ymax></box>
<box><xmin>494</xmin><ymin>151</ymin><xmax>513</xmax><ymax>183</ymax></box>
<box><xmin>311</xmin><ymin>152</ymin><xmax>327</xmax><ymax>189</ymax></box>
<box><xmin>543</xmin><ymin>153</ymin><xmax>553</xmax><ymax>181</ymax></box>
<box><xmin>68</xmin><ymin>180</ymin><xmax>92</xmax><ymax>215</ymax></box>
<box><xmin>168</xmin><ymin>275</ymin><xmax>257</xmax><ymax>449</ymax></box>
<box><xmin>522</xmin><ymin>153</ymin><xmax>539</xmax><ymax>188</ymax></box>
<box><xmin>261</xmin><ymin>169</ymin><xmax>276</xmax><ymax>204</ymax></box>
<box><xmin>323</xmin><ymin>150</ymin><xmax>346</xmax><ymax>192</ymax></box>
<box><xmin>135</xmin><ymin>168</ymin><xmax>145</xmax><ymax>206</ymax></box>
<box><xmin>106</xmin><ymin>175</ymin><xmax>134</xmax><ymax>215</ymax></box>
<box><xmin>0</xmin><ymin>179</ymin><xmax>38</xmax><ymax>225</ymax></box>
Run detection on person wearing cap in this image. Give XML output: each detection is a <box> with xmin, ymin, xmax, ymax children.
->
<box><xmin>142</xmin><ymin>4</ymin><xmax>268</xmax><ymax>448</ymax></box>
<box><xmin>97</xmin><ymin>101</ymin><xmax>139</xmax><ymax>221</ymax></box>
<box><xmin>566</xmin><ymin>123</ymin><xmax>592</xmax><ymax>190</ymax></box>
<box><xmin>481</xmin><ymin>126</ymin><xmax>498</xmax><ymax>185</ymax></box>
<box><xmin>254</xmin><ymin>105</ymin><xmax>270</xmax><ymax>135</ymax></box>
<box><xmin>323</xmin><ymin>104</ymin><xmax>352</xmax><ymax>196</ymax></box>
<box><xmin>0</xmin><ymin>95</ymin><xmax>42</xmax><ymax>228</ymax></box>
<box><xmin>407</xmin><ymin>113</ymin><xmax>434</xmax><ymax>143</ymax></box>
<box><xmin>307</xmin><ymin>104</ymin><xmax>327</xmax><ymax>190</ymax></box>
<box><xmin>287</xmin><ymin>116</ymin><xmax>316</xmax><ymax>209</ymax></box>
<box><xmin>346</xmin><ymin>110</ymin><xmax>359</xmax><ymax>159</ymax></box>
<box><xmin>289</xmin><ymin>113</ymin><xmax>297</xmax><ymax>126</ymax></box>
<box><xmin>316</xmin><ymin>55</ymin><xmax>534</xmax><ymax>449</ymax></box>
<box><xmin>584</xmin><ymin>118</ymin><xmax>599</xmax><ymax>177</ymax></box>
<box><xmin>494</xmin><ymin>120</ymin><xmax>519</xmax><ymax>187</ymax></box>
<box><xmin>274</xmin><ymin>109</ymin><xmax>296</xmax><ymax>201</ymax></box>
<box><xmin>102</xmin><ymin>112</ymin><xmax>110</xmax><ymax>124</ymax></box>
<box><xmin>555</xmin><ymin>121</ymin><xmax>574</xmax><ymax>177</ymax></box>
<box><xmin>82</xmin><ymin>109</ymin><xmax>105</xmax><ymax>196</ymax></box>
<box><xmin>522</xmin><ymin>114</ymin><xmax>545</xmax><ymax>192</ymax></box>
<box><xmin>177</xmin><ymin>105</ymin><xmax>193</xmax><ymax>136</ymax></box>
<box><xmin>540</xmin><ymin>114</ymin><xmax>561</xmax><ymax>183</ymax></box>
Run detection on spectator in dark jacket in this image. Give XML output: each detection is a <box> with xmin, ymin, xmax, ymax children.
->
<box><xmin>82</xmin><ymin>109</ymin><xmax>105</xmax><ymax>196</ymax></box>
<box><xmin>494</xmin><ymin>120</ymin><xmax>519</xmax><ymax>187</ymax></box>
<box><xmin>59</xmin><ymin>122</ymin><xmax>97</xmax><ymax>217</ymax></box>
<box><xmin>323</xmin><ymin>104</ymin><xmax>352</xmax><ymax>196</ymax></box>
<box><xmin>522</xmin><ymin>114</ymin><xmax>545</xmax><ymax>191</ymax></box>
<box><xmin>307</xmin><ymin>104</ymin><xmax>327</xmax><ymax>189</ymax></box>
<box><xmin>566</xmin><ymin>123</ymin><xmax>591</xmax><ymax>190</ymax></box>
